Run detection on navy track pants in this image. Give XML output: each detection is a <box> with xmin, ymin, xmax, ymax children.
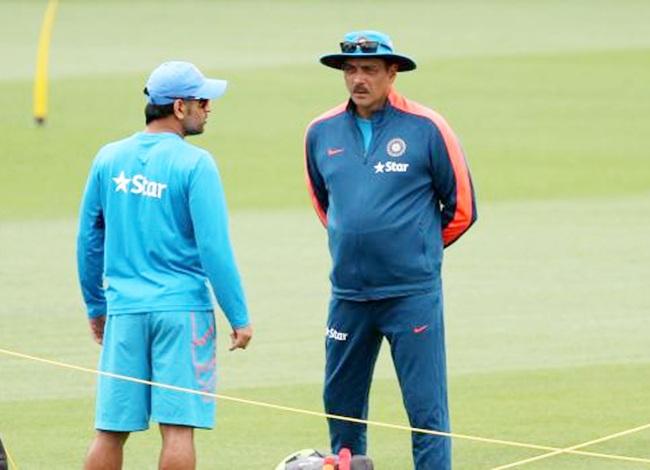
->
<box><xmin>324</xmin><ymin>291</ymin><xmax>451</xmax><ymax>470</ymax></box>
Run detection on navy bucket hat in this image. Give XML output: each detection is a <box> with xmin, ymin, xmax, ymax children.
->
<box><xmin>320</xmin><ymin>30</ymin><xmax>416</xmax><ymax>72</ymax></box>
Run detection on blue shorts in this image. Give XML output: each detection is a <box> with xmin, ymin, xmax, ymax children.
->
<box><xmin>95</xmin><ymin>310</ymin><xmax>216</xmax><ymax>432</ymax></box>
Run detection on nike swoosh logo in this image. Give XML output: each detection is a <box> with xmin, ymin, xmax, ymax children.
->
<box><xmin>327</xmin><ymin>148</ymin><xmax>344</xmax><ymax>157</ymax></box>
<box><xmin>413</xmin><ymin>325</ymin><xmax>429</xmax><ymax>334</ymax></box>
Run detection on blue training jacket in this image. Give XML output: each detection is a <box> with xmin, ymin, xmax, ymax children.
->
<box><xmin>77</xmin><ymin>131</ymin><xmax>249</xmax><ymax>328</ymax></box>
<box><xmin>305</xmin><ymin>89</ymin><xmax>477</xmax><ymax>300</ymax></box>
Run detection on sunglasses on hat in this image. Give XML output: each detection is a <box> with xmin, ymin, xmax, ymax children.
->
<box><xmin>179</xmin><ymin>97</ymin><xmax>209</xmax><ymax>109</ymax></box>
<box><xmin>144</xmin><ymin>88</ymin><xmax>209</xmax><ymax>108</ymax></box>
<box><xmin>339</xmin><ymin>40</ymin><xmax>386</xmax><ymax>53</ymax></box>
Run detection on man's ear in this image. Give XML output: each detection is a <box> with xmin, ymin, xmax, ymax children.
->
<box><xmin>173</xmin><ymin>99</ymin><xmax>185</xmax><ymax>119</ymax></box>
<box><xmin>388</xmin><ymin>64</ymin><xmax>399</xmax><ymax>83</ymax></box>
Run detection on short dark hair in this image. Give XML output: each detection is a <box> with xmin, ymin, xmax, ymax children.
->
<box><xmin>144</xmin><ymin>102</ymin><xmax>175</xmax><ymax>124</ymax></box>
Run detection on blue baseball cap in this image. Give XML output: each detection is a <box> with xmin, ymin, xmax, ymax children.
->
<box><xmin>144</xmin><ymin>61</ymin><xmax>227</xmax><ymax>105</ymax></box>
<box><xmin>320</xmin><ymin>30</ymin><xmax>416</xmax><ymax>72</ymax></box>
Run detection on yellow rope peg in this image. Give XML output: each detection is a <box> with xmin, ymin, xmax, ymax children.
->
<box><xmin>33</xmin><ymin>0</ymin><xmax>59</xmax><ymax>126</ymax></box>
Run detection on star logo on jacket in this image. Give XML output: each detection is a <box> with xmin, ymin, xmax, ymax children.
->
<box><xmin>386</xmin><ymin>137</ymin><xmax>407</xmax><ymax>157</ymax></box>
<box><xmin>374</xmin><ymin>161</ymin><xmax>409</xmax><ymax>174</ymax></box>
<box><xmin>327</xmin><ymin>147</ymin><xmax>344</xmax><ymax>157</ymax></box>
<box><xmin>112</xmin><ymin>171</ymin><xmax>131</xmax><ymax>192</ymax></box>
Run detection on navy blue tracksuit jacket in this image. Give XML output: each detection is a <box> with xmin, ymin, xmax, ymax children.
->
<box><xmin>305</xmin><ymin>88</ymin><xmax>477</xmax><ymax>297</ymax></box>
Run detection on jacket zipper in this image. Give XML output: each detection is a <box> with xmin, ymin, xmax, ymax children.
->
<box><xmin>355</xmin><ymin>118</ymin><xmax>373</xmax><ymax>286</ymax></box>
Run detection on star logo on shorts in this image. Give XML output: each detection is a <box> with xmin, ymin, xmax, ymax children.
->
<box><xmin>374</xmin><ymin>162</ymin><xmax>385</xmax><ymax>173</ymax></box>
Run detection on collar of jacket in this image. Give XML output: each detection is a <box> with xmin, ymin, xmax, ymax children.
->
<box><xmin>345</xmin><ymin>95</ymin><xmax>397</xmax><ymax>128</ymax></box>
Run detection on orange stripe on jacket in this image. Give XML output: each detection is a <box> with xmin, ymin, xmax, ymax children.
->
<box><xmin>303</xmin><ymin>102</ymin><xmax>348</xmax><ymax>227</ymax></box>
<box><xmin>388</xmin><ymin>89</ymin><xmax>474</xmax><ymax>246</ymax></box>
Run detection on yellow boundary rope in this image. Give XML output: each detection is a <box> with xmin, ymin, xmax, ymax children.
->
<box><xmin>492</xmin><ymin>422</ymin><xmax>650</xmax><ymax>469</ymax></box>
<box><xmin>2</xmin><ymin>437</ymin><xmax>19</xmax><ymax>470</ymax></box>
<box><xmin>1</xmin><ymin>347</ymin><xmax>649</xmax><ymax>466</ymax></box>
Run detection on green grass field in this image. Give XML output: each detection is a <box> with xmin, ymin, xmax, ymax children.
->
<box><xmin>1</xmin><ymin>1</ymin><xmax>649</xmax><ymax>468</ymax></box>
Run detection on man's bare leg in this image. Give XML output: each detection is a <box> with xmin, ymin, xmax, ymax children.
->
<box><xmin>84</xmin><ymin>431</ymin><xmax>129</xmax><ymax>470</ymax></box>
<box><xmin>159</xmin><ymin>424</ymin><xmax>195</xmax><ymax>470</ymax></box>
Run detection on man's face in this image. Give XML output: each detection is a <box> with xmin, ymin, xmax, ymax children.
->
<box><xmin>342</xmin><ymin>58</ymin><xmax>397</xmax><ymax>117</ymax></box>
<box><xmin>180</xmin><ymin>99</ymin><xmax>211</xmax><ymax>136</ymax></box>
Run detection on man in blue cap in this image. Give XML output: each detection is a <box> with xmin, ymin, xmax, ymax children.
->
<box><xmin>304</xmin><ymin>31</ymin><xmax>477</xmax><ymax>469</ymax></box>
<box><xmin>77</xmin><ymin>61</ymin><xmax>253</xmax><ymax>469</ymax></box>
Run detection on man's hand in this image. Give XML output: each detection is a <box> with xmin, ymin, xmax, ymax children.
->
<box><xmin>229</xmin><ymin>325</ymin><xmax>253</xmax><ymax>351</ymax></box>
<box><xmin>89</xmin><ymin>315</ymin><xmax>106</xmax><ymax>345</ymax></box>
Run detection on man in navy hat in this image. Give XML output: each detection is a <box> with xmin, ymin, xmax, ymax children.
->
<box><xmin>304</xmin><ymin>31</ymin><xmax>477</xmax><ymax>469</ymax></box>
<box><xmin>77</xmin><ymin>61</ymin><xmax>253</xmax><ymax>469</ymax></box>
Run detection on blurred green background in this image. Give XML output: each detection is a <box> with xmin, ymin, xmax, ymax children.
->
<box><xmin>0</xmin><ymin>1</ymin><xmax>649</xmax><ymax>469</ymax></box>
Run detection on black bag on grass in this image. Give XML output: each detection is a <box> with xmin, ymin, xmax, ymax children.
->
<box><xmin>276</xmin><ymin>448</ymin><xmax>374</xmax><ymax>470</ymax></box>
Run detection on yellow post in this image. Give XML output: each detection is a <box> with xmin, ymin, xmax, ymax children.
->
<box><xmin>33</xmin><ymin>0</ymin><xmax>59</xmax><ymax>125</ymax></box>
